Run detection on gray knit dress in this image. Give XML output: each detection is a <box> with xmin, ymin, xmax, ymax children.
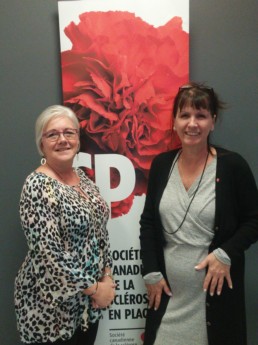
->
<box><xmin>154</xmin><ymin>156</ymin><xmax>217</xmax><ymax>345</ymax></box>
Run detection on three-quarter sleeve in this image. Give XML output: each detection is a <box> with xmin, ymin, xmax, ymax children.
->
<box><xmin>20</xmin><ymin>175</ymin><xmax>96</xmax><ymax>307</ymax></box>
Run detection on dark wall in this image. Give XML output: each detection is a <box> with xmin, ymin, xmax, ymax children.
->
<box><xmin>0</xmin><ymin>1</ymin><xmax>257</xmax><ymax>344</ymax></box>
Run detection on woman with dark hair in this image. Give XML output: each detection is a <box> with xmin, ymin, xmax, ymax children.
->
<box><xmin>15</xmin><ymin>105</ymin><xmax>115</xmax><ymax>345</ymax></box>
<box><xmin>139</xmin><ymin>83</ymin><xmax>258</xmax><ymax>345</ymax></box>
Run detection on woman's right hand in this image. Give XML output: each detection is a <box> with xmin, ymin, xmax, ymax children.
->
<box><xmin>84</xmin><ymin>280</ymin><xmax>116</xmax><ymax>308</ymax></box>
<box><xmin>146</xmin><ymin>278</ymin><xmax>172</xmax><ymax>311</ymax></box>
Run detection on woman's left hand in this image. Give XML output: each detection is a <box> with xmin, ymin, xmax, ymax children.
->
<box><xmin>195</xmin><ymin>253</ymin><xmax>233</xmax><ymax>296</ymax></box>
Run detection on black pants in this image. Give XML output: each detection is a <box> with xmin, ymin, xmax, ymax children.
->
<box><xmin>25</xmin><ymin>322</ymin><xmax>99</xmax><ymax>345</ymax></box>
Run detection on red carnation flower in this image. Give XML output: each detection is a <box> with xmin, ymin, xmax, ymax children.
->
<box><xmin>61</xmin><ymin>11</ymin><xmax>188</xmax><ymax>217</ymax></box>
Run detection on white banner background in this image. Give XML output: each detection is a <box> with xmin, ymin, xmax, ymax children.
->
<box><xmin>59</xmin><ymin>1</ymin><xmax>189</xmax><ymax>344</ymax></box>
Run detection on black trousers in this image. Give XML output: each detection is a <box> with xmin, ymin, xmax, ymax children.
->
<box><xmin>24</xmin><ymin>322</ymin><xmax>99</xmax><ymax>345</ymax></box>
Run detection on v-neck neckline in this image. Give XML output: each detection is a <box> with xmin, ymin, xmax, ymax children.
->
<box><xmin>175</xmin><ymin>157</ymin><xmax>216</xmax><ymax>197</ymax></box>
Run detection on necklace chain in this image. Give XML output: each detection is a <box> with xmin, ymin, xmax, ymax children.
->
<box><xmin>163</xmin><ymin>150</ymin><xmax>210</xmax><ymax>235</ymax></box>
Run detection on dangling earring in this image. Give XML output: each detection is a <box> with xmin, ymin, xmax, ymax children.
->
<box><xmin>173</xmin><ymin>126</ymin><xmax>176</xmax><ymax>131</ymax></box>
<box><xmin>41</xmin><ymin>157</ymin><xmax>46</xmax><ymax>165</ymax></box>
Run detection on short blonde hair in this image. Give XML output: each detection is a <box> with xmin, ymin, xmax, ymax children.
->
<box><xmin>35</xmin><ymin>105</ymin><xmax>79</xmax><ymax>156</ymax></box>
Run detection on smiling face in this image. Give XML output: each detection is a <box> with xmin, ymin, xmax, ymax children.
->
<box><xmin>174</xmin><ymin>106</ymin><xmax>215</xmax><ymax>150</ymax></box>
<box><xmin>41</xmin><ymin>116</ymin><xmax>79</xmax><ymax>166</ymax></box>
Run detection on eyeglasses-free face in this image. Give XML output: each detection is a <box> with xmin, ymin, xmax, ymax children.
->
<box><xmin>174</xmin><ymin>105</ymin><xmax>215</xmax><ymax>150</ymax></box>
<box><xmin>42</xmin><ymin>128</ymin><xmax>79</xmax><ymax>142</ymax></box>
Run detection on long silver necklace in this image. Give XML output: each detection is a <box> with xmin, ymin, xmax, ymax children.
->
<box><xmin>163</xmin><ymin>150</ymin><xmax>209</xmax><ymax>235</ymax></box>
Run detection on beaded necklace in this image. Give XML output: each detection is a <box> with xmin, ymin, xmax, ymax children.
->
<box><xmin>163</xmin><ymin>150</ymin><xmax>209</xmax><ymax>235</ymax></box>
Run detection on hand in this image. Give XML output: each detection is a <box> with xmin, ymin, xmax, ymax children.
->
<box><xmin>195</xmin><ymin>253</ymin><xmax>233</xmax><ymax>296</ymax></box>
<box><xmin>146</xmin><ymin>278</ymin><xmax>172</xmax><ymax>311</ymax></box>
<box><xmin>84</xmin><ymin>279</ymin><xmax>116</xmax><ymax>309</ymax></box>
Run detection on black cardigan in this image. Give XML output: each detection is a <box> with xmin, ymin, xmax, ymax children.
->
<box><xmin>139</xmin><ymin>147</ymin><xmax>258</xmax><ymax>345</ymax></box>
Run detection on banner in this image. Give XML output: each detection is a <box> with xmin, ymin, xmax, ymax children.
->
<box><xmin>58</xmin><ymin>1</ymin><xmax>189</xmax><ymax>343</ymax></box>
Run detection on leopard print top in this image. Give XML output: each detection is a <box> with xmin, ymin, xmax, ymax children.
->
<box><xmin>14</xmin><ymin>168</ymin><xmax>112</xmax><ymax>343</ymax></box>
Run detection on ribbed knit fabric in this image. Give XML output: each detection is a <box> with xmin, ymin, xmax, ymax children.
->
<box><xmin>155</xmin><ymin>156</ymin><xmax>217</xmax><ymax>345</ymax></box>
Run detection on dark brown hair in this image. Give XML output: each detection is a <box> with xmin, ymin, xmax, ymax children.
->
<box><xmin>172</xmin><ymin>82</ymin><xmax>225</xmax><ymax>120</ymax></box>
